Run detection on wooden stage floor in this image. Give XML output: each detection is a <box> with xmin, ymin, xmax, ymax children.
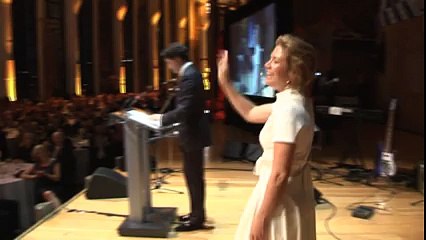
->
<box><xmin>18</xmin><ymin>122</ymin><xmax>424</xmax><ymax>240</ymax></box>
<box><xmin>18</xmin><ymin>162</ymin><xmax>423</xmax><ymax>240</ymax></box>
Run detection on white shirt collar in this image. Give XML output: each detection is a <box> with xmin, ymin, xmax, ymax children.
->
<box><xmin>276</xmin><ymin>88</ymin><xmax>304</xmax><ymax>100</ymax></box>
<box><xmin>179</xmin><ymin>62</ymin><xmax>193</xmax><ymax>77</ymax></box>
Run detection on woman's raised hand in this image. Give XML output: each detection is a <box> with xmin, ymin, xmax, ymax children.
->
<box><xmin>217</xmin><ymin>50</ymin><xmax>230</xmax><ymax>86</ymax></box>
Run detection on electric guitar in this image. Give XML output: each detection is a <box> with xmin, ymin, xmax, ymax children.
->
<box><xmin>377</xmin><ymin>99</ymin><xmax>398</xmax><ymax>177</ymax></box>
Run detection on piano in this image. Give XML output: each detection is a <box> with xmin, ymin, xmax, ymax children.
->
<box><xmin>315</xmin><ymin>105</ymin><xmax>384</xmax><ymax>122</ymax></box>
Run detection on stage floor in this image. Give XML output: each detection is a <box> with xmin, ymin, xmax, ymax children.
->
<box><xmin>18</xmin><ymin>161</ymin><xmax>423</xmax><ymax>240</ymax></box>
<box><xmin>18</xmin><ymin>122</ymin><xmax>424</xmax><ymax>240</ymax></box>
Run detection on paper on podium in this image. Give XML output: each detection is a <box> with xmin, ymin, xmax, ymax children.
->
<box><xmin>127</xmin><ymin>109</ymin><xmax>161</xmax><ymax>130</ymax></box>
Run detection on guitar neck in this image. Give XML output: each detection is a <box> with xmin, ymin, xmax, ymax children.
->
<box><xmin>384</xmin><ymin>115</ymin><xmax>394</xmax><ymax>152</ymax></box>
<box><xmin>383</xmin><ymin>99</ymin><xmax>397</xmax><ymax>153</ymax></box>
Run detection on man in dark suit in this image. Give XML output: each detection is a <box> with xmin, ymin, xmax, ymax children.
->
<box><xmin>151</xmin><ymin>42</ymin><xmax>211</xmax><ymax>231</ymax></box>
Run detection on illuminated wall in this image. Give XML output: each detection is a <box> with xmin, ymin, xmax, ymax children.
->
<box><xmin>1</xmin><ymin>0</ymin><xmax>15</xmax><ymax>100</ymax></box>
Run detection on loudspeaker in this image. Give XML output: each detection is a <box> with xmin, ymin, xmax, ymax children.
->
<box><xmin>86</xmin><ymin>167</ymin><xmax>127</xmax><ymax>199</ymax></box>
<box><xmin>244</xmin><ymin>143</ymin><xmax>263</xmax><ymax>162</ymax></box>
<box><xmin>222</xmin><ymin>141</ymin><xmax>246</xmax><ymax>160</ymax></box>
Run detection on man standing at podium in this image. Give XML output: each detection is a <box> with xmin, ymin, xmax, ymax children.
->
<box><xmin>150</xmin><ymin>42</ymin><xmax>211</xmax><ymax>231</ymax></box>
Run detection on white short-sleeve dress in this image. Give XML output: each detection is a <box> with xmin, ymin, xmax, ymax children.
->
<box><xmin>234</xmin><ymin>89</ymin><xmax>316</xmax><ymax>240</ymax></box>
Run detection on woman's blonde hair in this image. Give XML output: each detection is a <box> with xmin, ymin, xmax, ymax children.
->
<box><xmin>275</xmin><ymin>34</ymin><xmax>316</xmax><ymax>95</ymax></box>
<box><xmin>31</xmin><ymin>144</ymin><xmax>49</xmax><ymax>161</ymax></box>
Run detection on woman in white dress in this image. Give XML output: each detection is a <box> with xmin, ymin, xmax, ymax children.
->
<box><xmin>217</xmin><ymin>34</ymin><xmax>317</xmax><ymax>240</ymax></box>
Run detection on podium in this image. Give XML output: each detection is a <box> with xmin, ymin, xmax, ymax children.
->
<box><xmin>110</xmin><ymin>109</ymin><xmax>178</xmax><ymax>237</ymax></box>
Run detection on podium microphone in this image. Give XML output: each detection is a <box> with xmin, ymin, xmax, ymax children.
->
<box><xmin>158</xmin><ymin>78</ymin><xmax>180</xmax><ymax>113</ymax></box>
<box><xmin>159</xmin><ymin>93</ymin><xmax>175</xmax><ymax>114</ymax></box>
<box><xmin>120</xmin><ymin>97</ymin><xmax>135</xmax><ymax>109</ymax></box>
<box><xmin>323</xmin><ymin>77</ymin><xmax>340</xmax><ymax>85</ymax></box>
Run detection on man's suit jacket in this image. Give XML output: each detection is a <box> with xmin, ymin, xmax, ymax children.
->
<box><xmin>162</xmin><ymin>64</ymin><xmax>211</xmax><ymax>152</ymax></box>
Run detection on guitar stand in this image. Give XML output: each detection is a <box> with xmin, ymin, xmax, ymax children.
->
<box><xmin>365</xmin><ymin>170</ymin><xmax>397</xmax><ymax>191</ymax></box>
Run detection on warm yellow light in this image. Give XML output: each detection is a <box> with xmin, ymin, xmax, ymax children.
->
<box><xmin>5</xmin><ymin>60</ymin><xmax>17</xmax><ymax>101</ymax></box>
<box><xmin>1</xmin><ymin>0</ymin><xmax>12</xmax><ymax>4</ymax></box>
<box><xmin>202</xmin><ymin>22</ymin><xmax>210</xmax><ymax>31</ymax></box>
<box><xmin>75</xmin><ymin>63</ymin><xmax>82</xmax><ymax>96</ymax></box>
<box><xmin>116</xmin><ymin>5</ymin><xmax>128</xmax><ymax>21</ymax></box>
<box><xmin>203</xmin><ymin>79</ymin><xmax>210</xmax><ymax>90</ymax></box>
<box><xmin>205</xmin><ymin>2</ymin><xmax>211</xmax><ymax>14</ymax></box>
<box><xmin>189</xmin><ymin>0</ymin><xmax>196</xmax><ymax>41</ymax></box>
<box><xmin>179</xmin><ymin>18</ymin><xmax>187</xmax><ymax>29</ymax></box>
<box><xmin>151</xmin><ymin>12</ymin><xmax>161</xmax><ymax>25</ymax></box>
<box><xmin>4</xmin><ymin>6</ymin><xmax>13</xmax><ymax>54</ymax></box>
<box><xmin>119</xmin><ymin>66</ymin><xmax>126</xmax><ymax>93</ymax></box>
<box><xmin>153</xmin><ymin>68</ymin><xmax>159</xmax><ymax>90</ymax></box>
<box><xmin>202</xmin><ymin>67</ymin><xmax>210</xmax><ymax>90</ymax></box>
<box><xmin>72</xmin><ymin>0</ymin><xmax>83</xmax><ymax>14</ymax></box>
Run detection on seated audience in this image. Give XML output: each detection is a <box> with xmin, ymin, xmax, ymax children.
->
<box><xmin>21</xmin><ymin>144</ymin><xmax>61</xmax><ymax>204</ymax></box>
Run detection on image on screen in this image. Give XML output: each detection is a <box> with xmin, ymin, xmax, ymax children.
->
<box><xmin>229</xmin><ymin>3</ymin><xmax>276</xmax><ymax>98</ymax></box>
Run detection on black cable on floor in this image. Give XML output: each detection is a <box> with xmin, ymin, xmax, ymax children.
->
<box><xmin>64</xmin><ymin>207</ymin><xmax>127</xmax><ymax>218</ymax></box>
<box><xmin>65</xmin><ymin>207</ymin><xmax>183</xmax><ymax>224</ymax></box>
<box><xmin>410</xmin><ymin>199</ymin><xmax>424</xmax><ymax>206</ymax></box>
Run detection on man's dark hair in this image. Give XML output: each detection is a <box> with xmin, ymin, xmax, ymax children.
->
<box><xmin>160</xmin><ymin>42</ymin><xmax>189</xmax><ymax>61</ymax></box>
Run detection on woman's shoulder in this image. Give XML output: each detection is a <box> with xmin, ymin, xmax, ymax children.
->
<box><xmin>273</xmin><ymin>98</ymin><xmax>304</xmax><ymax>114</ymax></box>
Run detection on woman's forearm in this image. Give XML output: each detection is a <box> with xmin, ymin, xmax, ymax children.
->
<box><xmin>45</xmin><ymin>173</ymin><xmax>60</xmax><ymax>182</ymax></box>
<box><xmin>256</xmin><ymin>172</ymin><xmax>289</xmax><ymax>221</ymax></box>
<box><xmin>21</xmin><ymin>173</ymin><xmax>37</xmax><ymax>179</ymax></box>
<box><xmin>219</xmin><ymin>81</ymin><xmax>256</xmax><ymax>122</ymax></box>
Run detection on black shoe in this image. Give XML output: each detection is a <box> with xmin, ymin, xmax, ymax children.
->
<box><xmin>178</xmin><ymin>214</ymin><xmax>191</xmax><ymax>222</ymax></box>
<box><xmin>175</xmin><ymin>221</ymin><xmax>204</xmax><ymax>232</ymax></box>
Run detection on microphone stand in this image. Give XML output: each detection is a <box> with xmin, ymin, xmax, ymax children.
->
<box><xmin>150</xmin><ymin>130</ymin><xmax>183</xmax><ymax>194</ymax></box>
<box><xmin>150</xmin><ymin>89</ymin><xmax>183</xmax><ymax>194</ymax></box>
